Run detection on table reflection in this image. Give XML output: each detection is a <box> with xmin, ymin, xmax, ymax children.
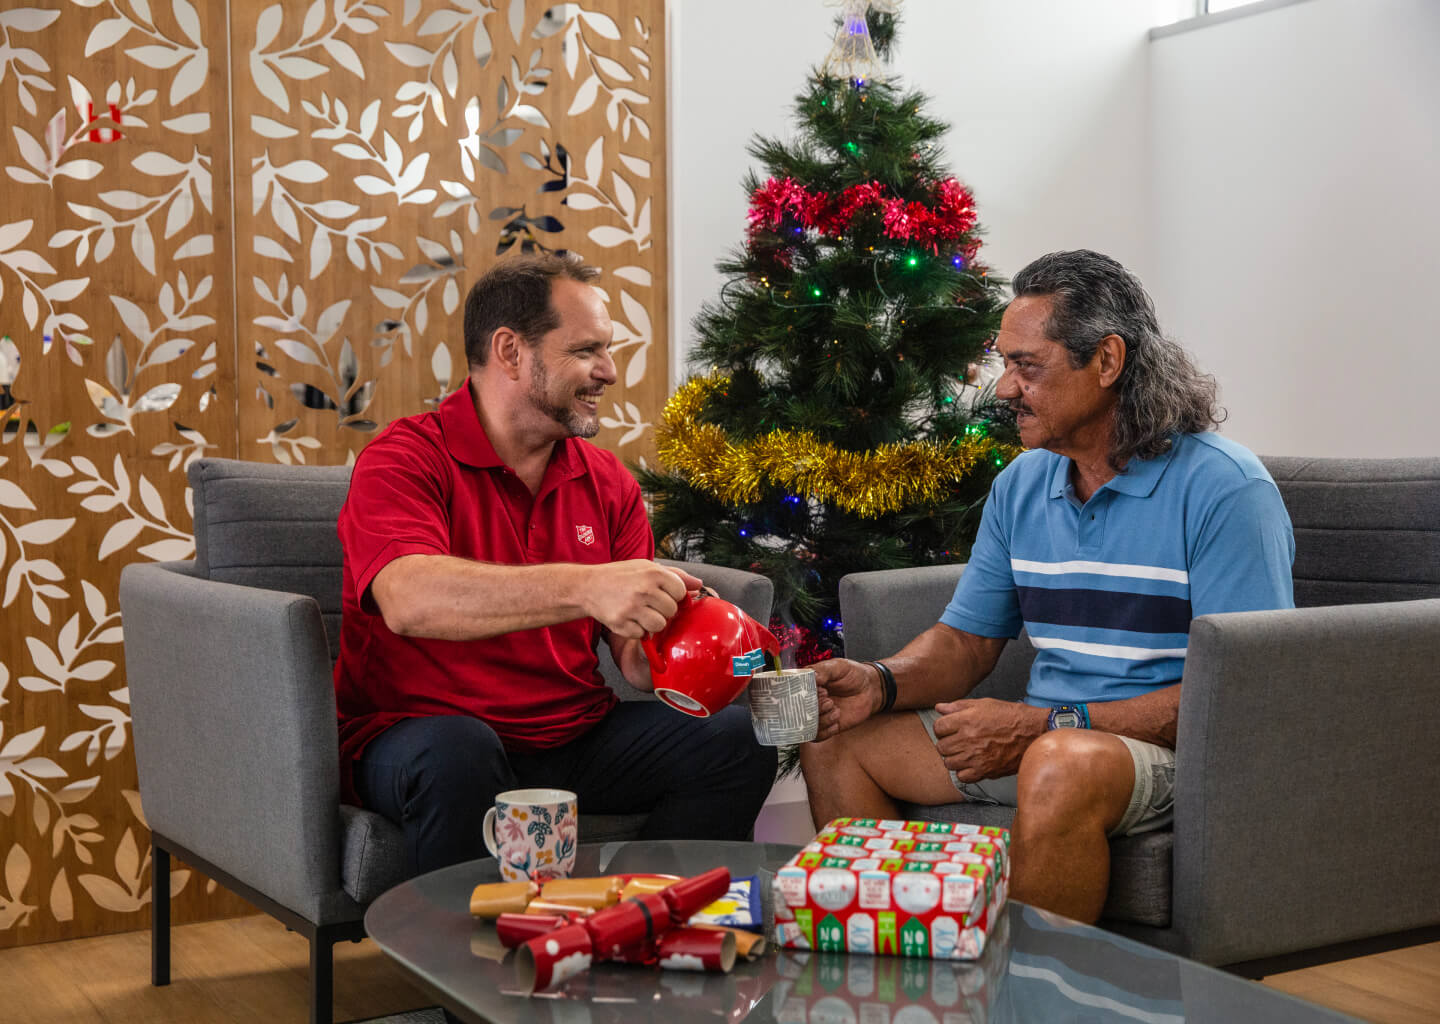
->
<box><xmin>764</xmin><ymin>910</ymin><xmax>1012</xmax><ymax>1024</ymax></box>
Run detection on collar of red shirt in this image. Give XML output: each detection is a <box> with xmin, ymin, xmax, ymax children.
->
<box><xmin>438</xmin><ymin>382</ymin><xmax>585</xmax><ymax>487</ymax></box>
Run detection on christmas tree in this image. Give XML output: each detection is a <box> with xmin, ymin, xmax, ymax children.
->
<box><xmin>641</xmin><ymin>4</ymin><xmax>1018</xmax><ymax>662</ymax></box>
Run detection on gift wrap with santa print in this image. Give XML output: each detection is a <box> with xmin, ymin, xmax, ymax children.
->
<box><xmin>482</xmin><ymin>788</ymin><xmax>578</xmax><ymax>883</ymax></box>
<box><xmin>772</xmin><ymin>818</ymin><xmax>1011</xmax><ymax>960</ymax></box>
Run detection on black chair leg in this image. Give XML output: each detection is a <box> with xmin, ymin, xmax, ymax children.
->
<box><xmin>309</xmin><ymin>928</ymin><xmax>335</xmax><ymax>1024</ymax></box>
<box><xmin>152</xmin><ymin>843</ymin><xmax>170</xmax><ymax>986</ymax></box>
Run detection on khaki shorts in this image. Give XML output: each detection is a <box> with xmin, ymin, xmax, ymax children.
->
<box><xmin>917</xmin><ymin>708</ymin><xmax>1175</xmax><ymax>837</ymax></box>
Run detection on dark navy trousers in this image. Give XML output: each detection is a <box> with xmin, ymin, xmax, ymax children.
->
<box><xmin>353</xmin><ymin>701</ymin><xmax>778</xmax><ymax>875</ymax></box>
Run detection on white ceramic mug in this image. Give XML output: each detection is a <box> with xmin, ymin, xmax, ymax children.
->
<box><xmin>748</xmin><ymin>668</ymin><xmax>819</xmax><ymax>745</ymax></box>
<box><xmin>482</xmin><ymin>788</ymin><xmax>578</xmax><ymax>882</ymax></box>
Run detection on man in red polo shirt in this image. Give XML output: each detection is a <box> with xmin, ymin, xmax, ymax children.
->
<box><xmin>334</xmin><ymin>253</ymin><xmax>777</xmax><ymax>873</ymax></box>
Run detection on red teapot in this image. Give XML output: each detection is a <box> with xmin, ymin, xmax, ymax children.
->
<box><xmin>642</xmin><ymin>591</ymin><xmax>780</xmax><ymax>717</ymax></box>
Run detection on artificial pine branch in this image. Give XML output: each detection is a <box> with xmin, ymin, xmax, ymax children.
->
<box><xmin>642</xmin><ymin>7</ymin><xmax>1014</xmax><ymax>658</ymax></box>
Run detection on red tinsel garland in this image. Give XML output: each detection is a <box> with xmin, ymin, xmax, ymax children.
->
<box><xmin>747</xmin><ymin>175</ymin><xmax>979</xmax><ymax>255</ymax></box>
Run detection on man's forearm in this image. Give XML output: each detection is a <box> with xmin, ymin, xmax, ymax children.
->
<box><xmin>885</xmin><ymin>624</ymin><xmax>1006</xmax><ymax>710</ymax></box>
<box><xmin>1088</xmin><ymin>684</ymin><xmax>1181</xmax><ymax>748</ymax></box>
<box><xmin>372</xmin><ymin>554</ymin><xmax>590</xmax><ymax>641</ymax></box>
<box><xmin>611</xmin><ymin>635</ymin><xmax>653</xmax><ymax>691</ymax></box>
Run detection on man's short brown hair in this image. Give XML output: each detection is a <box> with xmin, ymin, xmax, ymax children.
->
<box><xmin>462</xmin><ymin>252</ymin><xmax>600</xmax><ymax>367</ymax></box>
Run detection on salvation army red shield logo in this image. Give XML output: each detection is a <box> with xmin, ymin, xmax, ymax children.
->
<box><xmin>575</xmin><ymin>524</ymin><xmax>595</xmax><ymax>546</ymax></box>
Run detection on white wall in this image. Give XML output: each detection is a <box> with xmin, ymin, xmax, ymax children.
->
<box><xmin>1148</xmin><ymin>0</ymin><xmax>1440</xmax><ymax>457</ymax></box>
<box><xmin>668</xmin><ymin>0</ymin><xmax>1179</xmax><ymax>389</ymax></box>
<box><xmin>670</xmin><ymin>0</ymin><xmax>1440</xmax><ymax>459</ymax></box>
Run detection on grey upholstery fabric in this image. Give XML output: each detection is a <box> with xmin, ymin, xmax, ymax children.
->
<box><xmin>190</xmin><ymin>459</ymin><xmax>351</xmax><ymax>660</ymax></box>
<box><xmin>837</xmin><ymin>454</ymin><xmax>1440</xmax><ymax>965</ymax></box>
<box><xmin>1265</xmin><ymin>456</ymin><xmax>1440</xmax><ymax>607</ymax></box>
<box><xmin>841</xmin><ymin>564</ymin><xmax>1034</xmax><ymax>702</ymax></box>
<box><xmin>339</xmin><ymin>804</ymin><xmax>408</xmax><ymax>904</ymax></box>
<box><xmin>1101</xmin><ymin>832</ymin><xmax>1174</xmax><ymax>927</ymax></box>
<box><xmin>1153</xmin><ymin>597</ymin><xmax>1440</xmax><ymax>964</ymax></box>
<box><xmin>121</xmin><ymin>561</ymin><xmax>363</xmax><ymax>924</ymax></box>
<box><xmin>127</xmin><ymin>457</ymin><xmax>776</xmax><ymax>923</ymax></box>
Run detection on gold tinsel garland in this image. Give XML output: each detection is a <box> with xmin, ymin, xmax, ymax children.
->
<box><xmin>655</xmin><ymin>374</ymin><xmax>1022</xmax><ymax>519</ymax></box>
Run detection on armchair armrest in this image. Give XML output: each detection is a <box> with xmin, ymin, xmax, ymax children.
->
<box><xmin>119</xmin><ymin>561</ymin><xmax>346</xmax><ymax>920</ymax></box>
<box><xmin>839</xmin><ymin>565</ymin><xmax>1032</xmax><ymax>701</ymax></box>
<box><xmin>1173</xmin><ymin>598</ymin><xmax>1440</xmax><ymax>964</ymax></box>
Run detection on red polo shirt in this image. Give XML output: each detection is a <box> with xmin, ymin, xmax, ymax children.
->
<box><xmin>333</xmin><ymin>385</ymin><xmax>653</xmax><ymax>802</ymax></box>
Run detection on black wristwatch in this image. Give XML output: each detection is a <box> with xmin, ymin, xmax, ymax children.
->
<box><xmin>1047</xmin><ymin>704</ymin><xmax>1090</xmax><ymax>730</ymax></box>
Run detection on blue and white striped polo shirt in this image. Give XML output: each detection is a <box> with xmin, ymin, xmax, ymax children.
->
<box><xmin>941</xmin><ymin>433</ymin><xmax>1295</xmax><ymax>708</ymax></box>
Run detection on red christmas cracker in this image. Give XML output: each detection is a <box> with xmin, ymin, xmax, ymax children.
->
<box><xmin>655</xmin><ymin>926</ymin><xmax>736</xmax><ymax>973</ymax></box>
<box><xmin>515</xmin><ymin>922</ymin><xmax>593</xmax><ymax>992</ymax></box>
<box><xmin>495</xmin><ymin>912</ymin><xmax>575</xmax><ymax>949</ymax></box>
<box><xmin>659</xmin><ymin>866</ymin><xmax>731</xmax><ymax>922</ymax></box>
<box><xmin>510</xmin><ymin>868</ymin><xmax>737</xmax><ymax>993</ymax></box>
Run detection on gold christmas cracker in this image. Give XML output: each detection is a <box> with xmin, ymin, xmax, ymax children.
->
<box><xmin>538</xmin><ymin>876</ymin><xmax>624</xmax><ymax>909</ymax></box>
<box><xmin>619</xmin><ymin>877</ymin><xmax>675</xmax><ymax>899</ymax></box>
<box><xmin>469</xmin><ymin>881</ymin><xmax>540</xmax><ymax>919</ymax></box>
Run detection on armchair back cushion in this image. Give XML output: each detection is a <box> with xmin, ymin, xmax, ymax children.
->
<box><xmin>1265</xmin><ymin>456</ymin><xmax>1440</xmax><ymax>607</ymax></box>
<box><xmin>190</xmin><ymin>459</ymin><xmax>351</xmax><ymax>659</ymax></box>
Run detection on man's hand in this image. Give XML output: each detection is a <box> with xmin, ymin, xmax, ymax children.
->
<box><xmin>930</xmin><ymin>698</ymin><xmax>1049</xmax><ymax>782</ymax></box>
<box><xmin>812</xmin><ymin>658</ymin><xmax>885</xmax><ymax>741</ymax></box>
<box><xmin>584</xmin><ymin>560</ymin><xmax>702</xmax><ymax>639</ymax></box>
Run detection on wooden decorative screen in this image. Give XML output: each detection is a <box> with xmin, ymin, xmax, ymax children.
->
<box><xmin>0</xmin><ymin>0</ymin><xmax>666</xmax><ymax>947</ymax></box>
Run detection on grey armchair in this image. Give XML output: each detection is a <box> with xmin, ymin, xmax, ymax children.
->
<box><xmin>119</xmin><ymin>457</ymin><xmax>774</xmax><ymax>1024</ymax></box>
<box><xmin>837</xmin><ymin>455</ymin><xmax>1440</xmax><ymax>973</ymax></box>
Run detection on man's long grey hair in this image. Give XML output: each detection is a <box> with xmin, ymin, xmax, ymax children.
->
<box><xmin>1011</xmin><ymin>250</ymin><xmax>1222</xmax><ymax>472</ymax></box>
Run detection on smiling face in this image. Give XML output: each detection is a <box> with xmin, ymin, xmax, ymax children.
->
<box><xmin>521</xmin><ymin>277</ymin><xmax>616</xmax><ymax>439</ymax></box>
<box><xmin>993</xmin><ymin>294</ymin><xmax>1121</xmax><ymax>460</ymax></box>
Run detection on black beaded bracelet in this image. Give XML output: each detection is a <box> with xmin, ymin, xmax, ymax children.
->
<box><xmin>870</xmin><ymin>660</ymin><xmax>898</xmax><ymax>714</ymax></box>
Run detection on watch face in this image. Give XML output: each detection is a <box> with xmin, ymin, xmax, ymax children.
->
<box><xmin>1050</xmin><ymin>709</ymin><xmax>1081</xmax><ymax>729</ymax></box>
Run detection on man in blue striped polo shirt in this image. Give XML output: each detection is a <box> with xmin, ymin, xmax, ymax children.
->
<box><xmin>800</xmin><ymin>250</ymin><xmax>1294</xmax><ymax>924</ymax></box>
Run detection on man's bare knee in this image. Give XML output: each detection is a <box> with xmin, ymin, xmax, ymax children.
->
<box><xmin>1016</xmin><ymin>730</ymin><xmax>1132</xmax><ymax>830</ymax></box>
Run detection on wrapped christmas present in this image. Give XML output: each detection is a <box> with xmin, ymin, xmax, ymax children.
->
<box><xmin>772</xmin><ymin>817</ymin><xmax>1009</xmax><ymax>960</ymax></box>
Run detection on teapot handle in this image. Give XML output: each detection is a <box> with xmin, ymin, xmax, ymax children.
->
<box><xmin>643</xmin><ymin>629</ymin><xmax>668</xmax><ymax>674</ymax></box>
<box><xmin>644</xmin><ymin>590</ymin><xmax>704</xmax><ymax>675</ymax></box>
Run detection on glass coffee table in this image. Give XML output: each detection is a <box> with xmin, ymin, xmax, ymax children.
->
<box><xmin>364</xmin><ymin>840</ymin><xmax>1362</xmax><ymax>1023</ymax></box>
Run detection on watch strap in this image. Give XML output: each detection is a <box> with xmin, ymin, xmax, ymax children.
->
<box><xmin>870</xmin><ymin>661</ymin><xmax>898</xmax><ymax>714</ymax></box>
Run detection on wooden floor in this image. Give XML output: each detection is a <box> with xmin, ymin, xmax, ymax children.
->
<box><xmin>0</xmin><ymin>913</ymin><xmax>1437</xmax><ymax>1023</ymax></box>
<box><xmin>0</xmin><ymin>914</ymin><xmax>431</xmax><ymax>1024</ymax></box>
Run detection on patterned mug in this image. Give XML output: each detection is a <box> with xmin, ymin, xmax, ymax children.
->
<box><xmin>747</xmin><ymin>668</ymin><xmax>819</xmax><ymax>745</ymax></box>
<box><xmin>482</xmin><ymin>788</ymin><xmax>579</xmax><ymax>882</ymax></box>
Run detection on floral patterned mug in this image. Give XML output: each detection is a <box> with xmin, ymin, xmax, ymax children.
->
<box><xmin>482</xmin><ymin>788</ymin><xmax>578</xmax><ymax>882</ymax></box>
